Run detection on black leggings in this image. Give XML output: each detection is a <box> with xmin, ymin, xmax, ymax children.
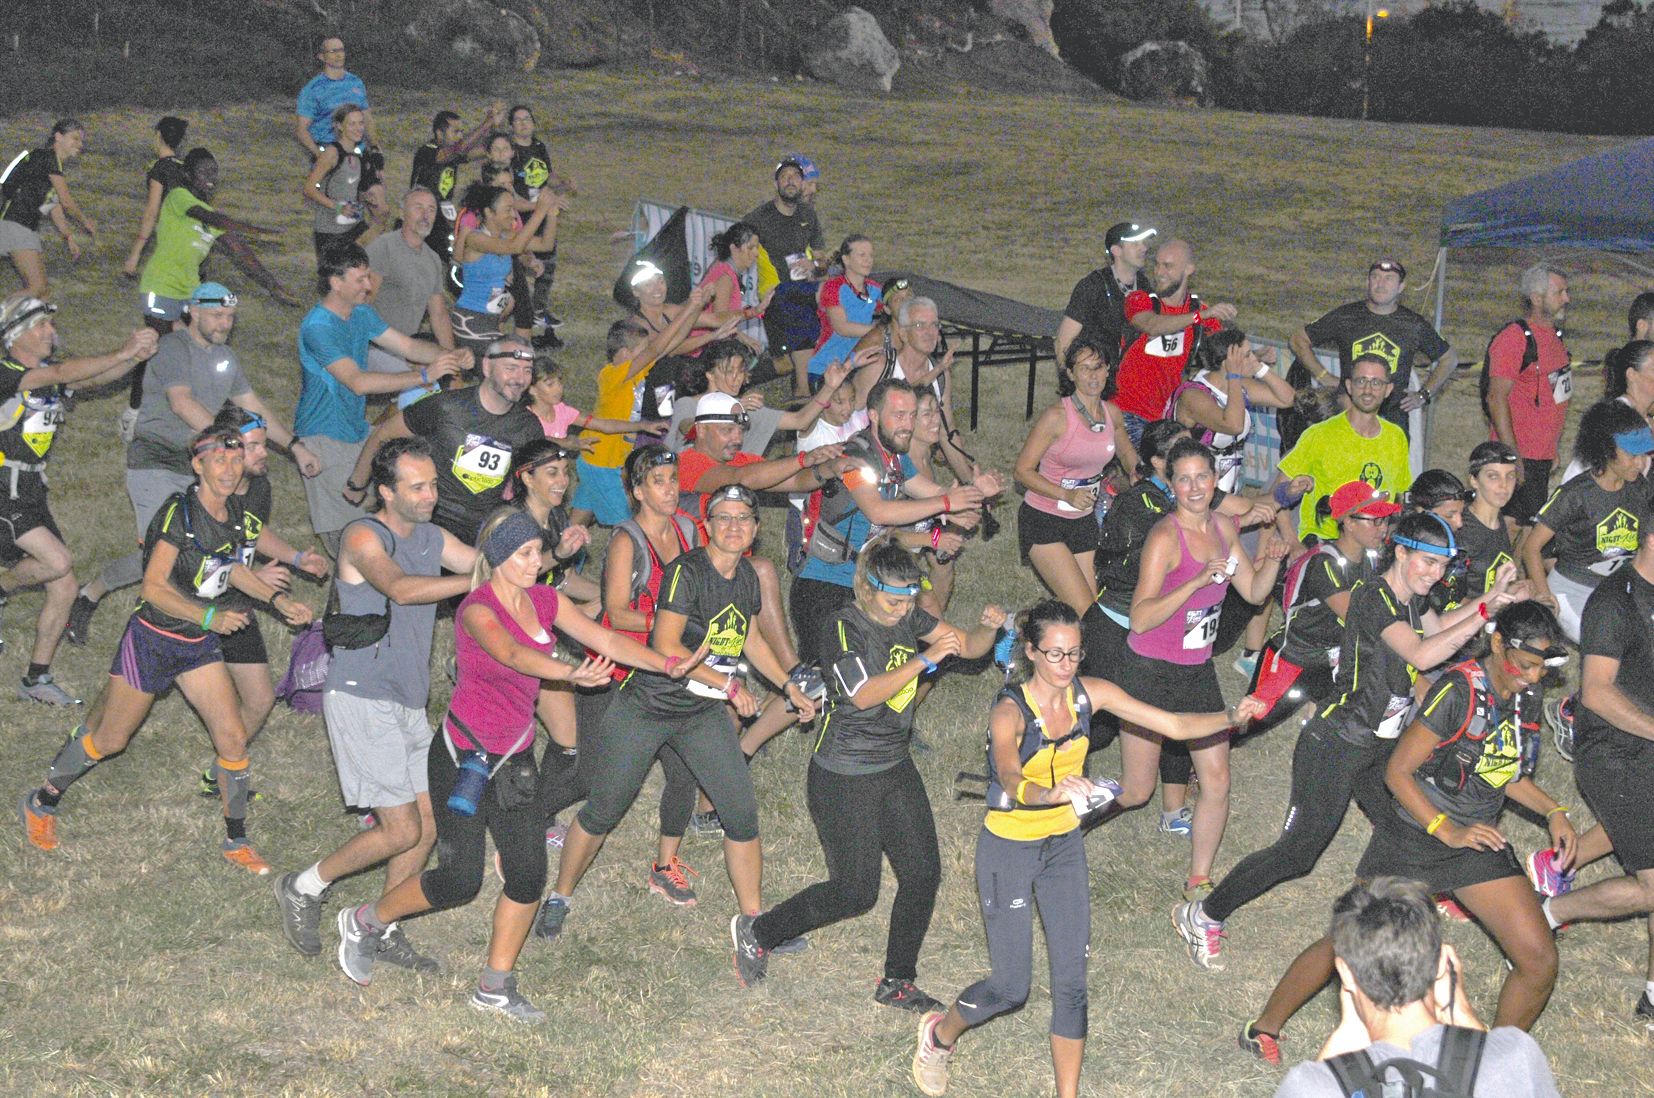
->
<box><xmin>420</xmin><ymin>735</ymin><xmax>548</xmax><ymax>907</ymax></box>
<box><xmin>535</xmin><ymin>684</ymin><xmax>701</xmax><ymax>839</ymax></box>
<box><xmin>752</xmin><ymin>758</ymin><xmax>941</xmax><ymax>980</ymax></box>
<box><xmin>1202</xmin><ymin>717</ymin><xmax>1391</xmax><ymax>923</ymax></box>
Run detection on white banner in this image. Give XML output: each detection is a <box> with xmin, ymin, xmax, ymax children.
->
<box><xmin>631</xmin><ymin>199</ymin><xmax>767</xmax><ymax>348</ymax></box>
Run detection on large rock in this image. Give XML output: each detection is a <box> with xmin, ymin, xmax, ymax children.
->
<box><xmin>804</xmin><ymin>7</ymin><xmax>900</xmax><ymax>93</ymax></box>
<box><xmin>405</xmin><ymin>0</ymin><xmax>541</xmax><ymax>71</ymax></box>
<box><xmin>989</xmin><ymin>0</ymin><xmax>1058</xmax><ymax>57</ymax></box>
<box><xmin>1119</xmin><ymin>39</ymin><xmax>1209</xmax><ymax>103</ymax></box>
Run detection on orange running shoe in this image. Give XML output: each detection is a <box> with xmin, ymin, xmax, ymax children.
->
<box><xmin>19</xmin><ymin>790</ymin><xmax>58</xmax><ymax>851</ymax></box>
<box><xmin>223</xmin><ymin>839</ymin><xmax>272</xmax><ymax>876</ymax></box>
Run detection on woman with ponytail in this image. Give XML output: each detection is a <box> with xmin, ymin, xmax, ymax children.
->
<box><xmin>1165</xmin><ymin>326</ymin><xmax>1295</xmax><ymax>493</ymax></box>
<box><xmin>807</xmin><ymin>234</ymin><xmax>881</xmax><ymax>389</ymax></box>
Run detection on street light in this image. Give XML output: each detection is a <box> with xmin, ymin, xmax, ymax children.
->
<box><xmin>1363</xmin><ymin>5</ymin><xmax>1390</xmax><ymax>120</ymax></box>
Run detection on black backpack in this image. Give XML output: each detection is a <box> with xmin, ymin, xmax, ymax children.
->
<box><xmin>1476</xmin><ymin>320</ymin><xmax>1540</xmax><ymax>422</ymax></box>
<box><xmin>1325</xmin><ymin>1024</ymin><xmax>1487</xmax><ymax>1098</ymax></box>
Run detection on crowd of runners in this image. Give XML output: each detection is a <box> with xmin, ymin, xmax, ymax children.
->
<box><xmin>6</xmin><ymin>36</ymin><xmax>1654</xmax><ymax>1096</ymax></box>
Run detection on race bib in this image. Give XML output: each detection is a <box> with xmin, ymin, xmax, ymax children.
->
<box><xmin>1549</xmin><ymin>365</ymin><xmax>1572</xmax><ymax>404</ymax></box>
<box><xmin>440</xmin><ymin>201</ymin><xmax>457</xmax><ymax>221</ymax></box>
<box><xmin>686</xmin><ymin>653</ymin><xmax>742</xmax><ymax>699</ymax></box>
<box><xmin>20</xmin><ymin>393</ymin><xmax>62</xmax><ymax>458</ymax></box>
<box><xmin>1588</xmin><ymin>551</ymin><xmax>1632</xmax><ymax>577</ymax></box>
<box><xmin>1182</xmin><ymin>605</ymin><xmax>1221</xmax><ymax>650</ymax></box>
<box><xmin>1149</xmin><ymin>330</ymin><xmax>1186</xmax><ymax>359</ymax></box>
<box><xmin>451</xmin><ymin>435</ymin><xmax>512</xmax><ymax>494</ymax></box>
<box><xmin>1214</xmin><ymin>451</ymin><xmax>1243</xmax><ymax>494</ymax></box>
<box><xmin>485</xmin><ymin>285</ymin><xmax>512</xmax><ymax>316</ymax></box>
<box><xmin>1375</xmin><ymin>694</ymin><xmax>1413</xmax><ymax>739</ymax></box>
<box><xmin>194</xmin><ymin>554</ymin><xmax>236</xmax><ymax>599</ymax></box>
<box><xmin>1056</xmin><ymin>474</ymin><xmax>1102</xmax><ymax>514</ymax></box>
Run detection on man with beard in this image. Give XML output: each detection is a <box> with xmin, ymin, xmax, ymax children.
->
<box><xmin>345</xmin><ymin>337</ymin><xmax>544</xmax><ymax>544</ymax></box>
<box><xmin>273</xmin><ymin>436</ymin><xmax>476</xmax><ymax>973</ymax></box>
<box><xmin>1112</xmin><ymin>239</ymin><xmax>1237</xmax><ymax>445</ymax></box>
<box><xmin>1486</xmin><ymin>264</ymin><xmax>1573</xmax><ymax>527</ymax></box>
<box><xmin>1289</xmin><ymin>258</ymin><xmax>1455</xmax><ymax>439</ymax></box>
<box><xmin>68</xmin><ymin>283</ymin><xmax>320</xmax><ymax>646</ymax></box>
<box><xmin>878</xmin><ymin>296</ymin><xmax>974</xmax><ymax>483</ymax></box>
<box><xmin>365</xmin><ymin>188</ymin><xmax>457</xmax><ymax>379</ymax></box>
<box><xmin>791</xmin><ymin>379</ymin><xmax>1001</xmax><ymax>663</ymax></box>
<box><xmin>1055</xmin><ymin>221</ymin><xmax>1156</xmax><ymax>367</ymax></box>
<box><xmin>746</xmin><ymin>157</ymin><xmax>827</xmax><ymax>395</ymax></box>
<box><xmin>1276</xmin><ymin>355</ymin><xmax>1413</xmax><ymax>541</ymax></box>
<box><xmin>408</xmin><ymin>105</ymin><xmax>499</xmax><ymax>267</ymax></box>
<box><xmin>0</xmin><ymin>295</ymin><xmax>158</xmax><ymax>702</ymax></box>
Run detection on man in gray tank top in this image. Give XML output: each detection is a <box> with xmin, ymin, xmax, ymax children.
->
<box><xmin>271</xmin><ymin>437</ymin><xmax>476</xmax><ymax>970</ymax></box>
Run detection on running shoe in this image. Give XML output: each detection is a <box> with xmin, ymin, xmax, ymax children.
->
<box><xmin>336</xmin><ymin>906</ymin><xmax>381</xmax><ymax>986</ymax></box>
<box><xmin>647</xmin><ymin>856</ymin><xmax>699</xmax><ymax>906</ymax></box>
<box><xmin>730</xmin><ymin>912</ymin><xmax>768</xmax><ymax>987</ymax></box>
<box><xmin>534</xmin><ymin>310</ymin><xmax>565</xmax><ymax>331</ymax></box>
<box><xmin>1434</xmin><ymin>893</ymin><xmax>1472</xmax><ymax>922</ymax></box>
<box><xmin>532</xmin><ymin>329</ymin><xmax>564</xmax><ymax>351</ymax></box>
<box><xmin>470</xmin><ymin>974</ymin><xmax>547</xmax><ymax>1024</ymax></box>
<box><xmin>1159</xmin><ymin>806</ymin><xmax>1193</xmax><ymax>837</ymax></box>
<box><xmin>689</xmin><ymin>810</ymin><xmax>724</xmax><ymax>838</ymax></box>
<box><xmin>1636</xmin><ymin>991</ymin><xmax>1654</xmax><ymax>1021</ymax></box>
<box><xmin>19</xmin><ymin>674</ymin><xmax>81</xmax><ymax>707</ymax></box>
<box><xmin>197</xmin><ymin>769</ymin><xmax>262</xmax><ymax>802</ymax></box>
<box><xmin>1182</xmin><ymin>877</ymin><xmax>1214</xmax><ymax>903</ymax></box>
<box><xmin>1232</xmin><ymin>650</ymin><xmax>1260</xmax><ymax>678</ymax></box>
<box><xmin>1238</xmin><ymin>1019</ymin><xmax>1282</xmax><ymax>1065</ymax></box>
<box><xmin>1172</xmin><ymin>900</ymin><xmax>1225</xmax><ymax>970</ymax></box>
<box><xmin>19</xmin><ymin>789</ymin><xmax>57</xmax><ymax>851</ymax></box>
<box><xmin>222</xmin><ymin>839</ymin><xmax>272</xmax><ymax>876</ymax></box>
<box><xmin>545</xmin><ymin>819</ymin><xmax>568</xmax><ymax>848</ymax></box>
<box><xmin>377</xmin><ymin>923</ymin><xmax>440</xmax><ymax>972</ymax></box>
<box><xmin>912</xmin><ymin>1010</ymin><xmax>953</xmax><ymax>1097</ymax></box>
<box><xmin>1525</xmin><ymin>847</ymin><xmax>1576</xmax><ymax>899</ymax></box>
<box><xmin>533</xmin><ymin>894</ymin><xmax>569</xmax><ymax>941</ymax></box>
<box><xmin>1545</xmin><ymin>693</ymin><xmax>1576</xmax><ymax>763</ymax></box>
<box><xmin>63</xmin><ymin>595</ymin><xmax>97</xmax><ymax>646</ymax></box>
<box><xmin>273</xmin><ymin>871</ymin><xmax>325</xmax><ymax>956</ymax></box>
<box><xmin>118</xmin><ymin>406</ymin><xmax>139</xmax><ymax>443</ymax></box>
<box><xmin>874</xmin><ymin>977</ymin><xmax>943</xmax><ymax>1014</ymax></box>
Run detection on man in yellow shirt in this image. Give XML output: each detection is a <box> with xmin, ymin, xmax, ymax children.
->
<box><xmin>1277</xmin><ymin>355</ymin><xmax>1412</xmax><ymax>541</ymax></box>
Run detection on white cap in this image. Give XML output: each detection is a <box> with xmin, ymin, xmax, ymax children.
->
<box><xmin>695</xmin><ymin>392</ymin><xmax>746</xmax><ymax>423</ymax></box>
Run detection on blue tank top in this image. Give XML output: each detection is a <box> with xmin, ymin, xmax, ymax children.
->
<box><xmin>456</xmin><ymin>249</ymin><xmax>512</xmax><ymax>314</ymax></box>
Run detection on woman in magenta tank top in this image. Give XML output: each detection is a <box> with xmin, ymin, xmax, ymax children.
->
<box><xmin>351</xmin><ymin>507</ymin><xmax>701</xmax><ymax>1022</ymax></box>
<box><xmin>1115</xmin><ymin>439</ymin><xmax>1286</xmax><ymax>898</ymax></box>
<box><xmin>1013</xmin><ymin>335</ymin><xmax>1141</xmax><ymax>615</ymax></box>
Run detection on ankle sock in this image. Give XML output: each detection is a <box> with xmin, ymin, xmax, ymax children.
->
<box><xmin>479</xmin><ymin>964</ymin><xmax>510</xmax><ymax>993</ymax></box>
<box><xmin>1541</xmin><ymin>896</ymin><xmax>1561</xmax><ymax>930</ymax></box>
<box><xmin>357</xmin><ymin>903</ymin><xmax>387</xmax><ymax>932</ymax></box>
<box><xmin>294</xmin><ymin>863</ymin><xmax>328</xmax><ymax>897</ymax></box>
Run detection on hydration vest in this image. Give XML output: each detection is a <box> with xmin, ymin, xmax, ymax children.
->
<box><xmin>984</xmin><ymin>682</ymin><xmax>1094</xmax><ymax>813</ymax></box>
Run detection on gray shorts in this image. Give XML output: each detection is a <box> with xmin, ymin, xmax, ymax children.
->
<box><xmin>140</xmin><ymin>292</ymin><xmax>187</xmax><ymax>324</ymax></box>
<box><xmin>0</xmin><ymin>220</ymin><xmax>43</xmax><ymax>257</ymax></box>
<box><xmin>300</xmin><ymin>433</ymin><xmax>368</xmax><ymax>537</ymax></box>
<box><xmin>125</xmin><ymin>467</ymin><xmax>194</xmax><ymax>542</ymax></box>
<box><xmin>323</xmin><ymin>690</ymin><xmax>433</xmax><ymax>810</ymax></box>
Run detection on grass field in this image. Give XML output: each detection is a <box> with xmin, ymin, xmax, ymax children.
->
<box><xmin>1</xmin><ymin>70</ymin><xmax>1650</xmax><ymax>1096</ymax></box>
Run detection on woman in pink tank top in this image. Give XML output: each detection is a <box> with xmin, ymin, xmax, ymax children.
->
<box><xmin>1116</xmin><ymin>438</ymin><xmax>1285</xmax><ymax>897</ymax></box>
<box><xmin>1014</xmin><ymin>336</ymin><xmax>1141</xmax><ymax>614</ymax></box>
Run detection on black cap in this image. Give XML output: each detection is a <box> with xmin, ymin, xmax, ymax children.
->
<box><xmin>774</xmin><ymin>156</ymin><xmax>806</xmax><ymax>181</ymax></box>
<box><xmin>1369</xmin><ymin>258</ymin><xmax>1407</xmax><ymax>280</ymax></box>
<box><xmin>1105</xmin><ymin>222</ymin><xmax>1157</xmax><ymax>250</ymax></box>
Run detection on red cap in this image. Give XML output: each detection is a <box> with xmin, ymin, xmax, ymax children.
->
<box><xmin>1329</xmin><ymin>481</ymin><xmax>1402</xmax><ymax>521</ymax></box>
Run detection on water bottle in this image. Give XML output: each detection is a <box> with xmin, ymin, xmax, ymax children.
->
<box><xmin>447</xmin><ymin>751</ymin><xmax>490</xmax><ymax>817</ymax></box>
<box><xmin>993</xmin><ymin>624</ymin><xmax>1018</xmax><ymax>672</ymax></box>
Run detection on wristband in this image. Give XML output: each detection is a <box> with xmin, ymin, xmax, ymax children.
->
<box><xmin>797</xmin><ymin>452</ymin><xmax>808</xmax><ymax>469</ymax></box>
<box><xmin>941</xmin><ymin>494</ymin><xmax>951</xmax><ymax>514</ymax></box>
<box><xmin>1426</xmin><ymin>812</ymin><xmax>1448</xmax><ymax>836</ymax></box>
<box><xmin>345</xmin><ymin>479</ymin><xmax>366</xmax><ymax>493</ymax></box>
<box><xmin>644</xmin><ymin>611</ymin><xmax>655</xmax><ymax>633</ymax></box>
<box><xmin>291</xmin><ymin>550</ymin><xmax>304</xmax><ymax>568</ymax></box>
<box><xmin>918</xmin><ymin>654</ymin><xmax>938</xmax><ymax>673</ymax></box>
<box><xmin>1546</xmin><ymin>805</ymin><xmax>1570</xmax><ymax>819</ymax></box>
<box><xmin>579</xmin><ymin>413</ymin><xmax>593</xmax><ymax>429</ymax></box>
<box><xmin>814</xmin><ymin>397</ymin><xmax>832</xmax><ymax>409</ymax></box>
<box><xmin>1253</xmin><ymin>363</ymin><xmax>1270</xmax><ymax>379</ymax></box>
<box><xmin>420</xmin><ymin>367</ymin><xmax>429</xmax><ymax>385</ymax></box>
<box><xmin>1272</xmin><ymin>481</ymin><xmax>1301</xmax><ymax>507</ymax></box>
<box><xmin>725</xmin><ymin>675</ymin><xmax>740</xmax><ymax>699</ymax></box>
<box><xmin>202</xmin><ymin>605</ymin><xmax>216</xmax><ymax>629</ymax></box>
<box><xmin>1015</xmin><ymin>779</ymin><xmax>1035</xmax><ymax>805</ymax></box>
<box><xmin>1477</xmin><ymin>601</ymin><xmax>1490</xmax><ymax>620</ymax></box>
<box><xmin>663</xmin><ymin>655</ymin><xmax>681</xmax><ymax>676</ymax></box>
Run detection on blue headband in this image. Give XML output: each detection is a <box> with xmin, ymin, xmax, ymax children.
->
<box><xmin>481</xmin><ymin>510</ymin><xmax>545</xmax><ymax>567</ymax></box>
<box><xmin>869</xmin><ymin>574</ymin><xmax>921</xmax><ymax>597</ymax></box>
<box><xmin>1392</xmin><ymin>512</ymin><xmax>1457</xmax><ymax>558</ymax></box>
<box><xmin>1614</xmin><ymin>426</ymin><xmax>1654</xmax><ymax>456</ymax></box>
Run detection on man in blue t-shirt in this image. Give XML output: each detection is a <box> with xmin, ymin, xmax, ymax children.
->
<box><xmin>790</xmin><ymin>378</ymin><xmax>1001</xmax><ymax>663</ymax></box>
<box><xmin>293</xmin><ymin>34</ymin><xmax>371</xmax><ymax>153</ymax></box>
<box><xmin>296</xmin><ymin>243</ymin><xmax>468</xmax><ymax>554</ymax></box>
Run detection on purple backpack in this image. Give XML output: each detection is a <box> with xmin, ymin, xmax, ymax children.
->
<box><xmin>276</xmin><ymin>621</ymin><xmax>329</xmax><ymax>714</ymax></box>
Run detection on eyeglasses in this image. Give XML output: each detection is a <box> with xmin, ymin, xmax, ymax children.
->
<box><xmin>905</xmin><ymin>320</ymin><xmax>941</xmax><ymax>331</ymax></box>
<box><xmin>1033</xmin><ymin>645</ymin><xmax>1085</xmax><ymax>664</ymax></box>
<box><xmin>1348</xmin><ymin>376</ymin><xmax>1389</xmax><ymax>389</ymax></box>
<box><xmin>1347</xmin><ymin>513</ymin><xmax>1392</xmax><ymax>526</ymax></box>
<box><xmin>320</xmin><ymin>46</ymin><xmax>346</xmax><ymax>55</ymax></box>
<box><xmin>708</xmin><ymin>511</ymin><xmax>757</xmax><ymax>526</ymax></box>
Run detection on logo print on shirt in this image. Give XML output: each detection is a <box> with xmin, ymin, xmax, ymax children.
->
<box><xmin>705</xmin><ymin>603</ymin><xmax>750</xmax><ymax>658</ymax></box>
<box><xmin>885</xmin><ymin>644</ymin><xmax>918</xmax><ymax>713</ymax></box>
<box><xmin>1352</xmin><ymin>331</ymin><xmax>1402</xmax><ymax>374</ymax></box>
<box><xmin>1595</xmin><ymin>507</ymin><xmax>1638</xmax><ymax>556</ymax></box>
<box><xmin>1359</xmin><ymin>461</ymin><xmax>1383</xmax><ymax>490</ymax></box>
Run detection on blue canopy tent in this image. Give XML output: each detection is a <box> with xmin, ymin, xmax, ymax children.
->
<box><xmin>1434</xmin><ymin>137</ymin><xmax>1654</xmax><ymax>328</ymax></box>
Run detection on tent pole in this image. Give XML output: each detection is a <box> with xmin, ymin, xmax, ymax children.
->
<box><xmin>1433</xmin><ymin>247</ymin><xmax>1448</xmax><ymax>331</ymax></box>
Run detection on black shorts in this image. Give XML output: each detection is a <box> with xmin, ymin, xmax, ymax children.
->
<box><xmin>1503</xmin><ymin>458</ymin><xmax>1552</xmax><ymax>525</ymax></box>
<box><xmin>1574</xmin><ymin>726</ymin><xmax>1654</xmax><ymax>873</ymax></box>
<box><xmin>0</xmin><ymin>492</ymin><xmax>60</xmax><ymax>565</ymax></box>
<box><xmin>763</xmin><ymin>281</ymin><xmax>821</xmax><ymax>355</ymax></box>
<box><xmin>111</xmin><ymin>616</ymin><xmax>222</xmax><ymax>695</ymax></box>
<box><xmin>1356</xmin><ymin>810</ymin><xmax>1524</xmax><ymax>894</ymax></box>
<box><xmin>1017</xmin><ymin>500</ymin><xmax>1098</xmax><ymax>563</ymax></box>
<box><xmin>313</xmin><ymin>222</ymin><xmax>369</xmax><ymax>262</ymax></box>
<box><xmin>218</xmin><ymin>616</ymin><xmax>268</xmax><ymax>666</ymax></box>
<box><xmin>1113</xmin><ymin>642</ymin><xmax>1226</xmax><ymax>715</ymax></box>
